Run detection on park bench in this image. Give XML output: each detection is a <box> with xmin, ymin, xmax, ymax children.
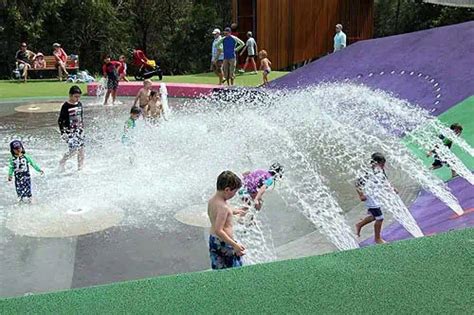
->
<box><xmin>28</xmin><ymin>55</ymin><xmax>79</xmax><ymax>73</ymax></box>
<box><xmin>15</xmin><ymin>55</ymin><xmax>80</xmax><ymax>79</ymax></box>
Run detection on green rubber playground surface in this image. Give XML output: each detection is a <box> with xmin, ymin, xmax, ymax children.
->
<box><xmin>1</xmin><ymin>227</ymin><xmax>473</xmax><ymax>314</ymax></box>
<box><xmin>404</xmin><ymin>96</ymin><xmax>474</xmax><ymax>180</ymax></box>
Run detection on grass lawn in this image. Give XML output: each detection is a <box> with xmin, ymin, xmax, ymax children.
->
<box><xmin>0</xmin><ymin>71</ymin><xmax>288</xmax><ymax>100</ymax></box>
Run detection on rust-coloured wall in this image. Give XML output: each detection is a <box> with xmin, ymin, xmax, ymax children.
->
<box><xmin>233</xmin><ymin>0</ymin><xmax>374</xmax><ymax>70</ymax></box>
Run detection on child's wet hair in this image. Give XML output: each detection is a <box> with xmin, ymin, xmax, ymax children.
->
<box><xmin>144</xmin><ymin>79</ymin><xmax>152</xmax><ymax>85</ymax></box>
<box><xmin>150</xmin><ymin>90</ymin><xmax>158</xmax><ymax>97</ymax></box>
<box><xmin>216</xmin><ymin>171</ymin><xmax>242</xmax><ymax>191</ymax></box>
<box><xmin>371</xmin><ymin>152</ymin><xmax>386</xmax><ymax>164</ymax></box>
<box><xmin>69</xmin><ymin>85</ymin><xmax>82</xmax><ymax>95</ymax></box>
<box><xmin>450</xmin><ymin>123</ymin><xmax>463</xmax><ymax>132</ymax></box>
<box><xmin>130</xmin><ymin>107</ymin><xmax>141</xmax><ymax>115</ymax></box>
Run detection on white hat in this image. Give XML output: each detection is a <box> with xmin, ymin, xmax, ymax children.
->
<box><xmin>212</xmin><ymin>28</ymin><xmax>221</xmax><ymax>34</ymax></box>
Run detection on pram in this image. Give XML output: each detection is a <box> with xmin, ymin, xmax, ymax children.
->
<box><xmin>132</xmin><ymin>49</ymin><xmax>163</xmax><ymax>81</ymax></box>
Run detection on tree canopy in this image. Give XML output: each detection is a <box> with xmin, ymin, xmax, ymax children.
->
<box><xmin>0</xmin><ymin>0</ymin><xmax>231</xmax><ymax>78</ymax></box>
<box><xmin>0</xmin><ymin>0</ymin><xmax>472</xmax><ymax>79</ymax></box>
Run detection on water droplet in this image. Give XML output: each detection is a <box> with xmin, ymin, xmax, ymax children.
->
<box><xmin>400</xmin><ymin>70</ymin><xmax>405</xmax><ymax>74</ymax></box>
<box><xmin>390</xmin><ymin>70</ymin><xmax>395</xmax><ymax>74</ymax></box>
<box><xmin>379</xmin><ymin>71</ymin><xmax>384</xmax><ymax>75</ymax></box>
<box><xmin>410</xmin><ymin>71</ymin><xmax>414</xmax><ymax>75</ymax></box>
<box><xmin>368</xmin><ymin>72</ymin><xmax>373</xmax><ymax>77</ymax></box>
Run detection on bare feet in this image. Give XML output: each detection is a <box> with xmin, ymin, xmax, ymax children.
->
<box><xmin>375</xmin><ymin>238</ymin><xmax>386</xmax><ymax>244</ymax></box>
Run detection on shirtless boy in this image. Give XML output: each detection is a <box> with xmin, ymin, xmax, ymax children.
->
<box><xmin>208</xmin><ymin>171</ymin><xmax>247</xmax><ymax>269</ymax></box>
<box><xmin>133</xmin><ymin>79</ymin><xmax>152</xmax><ymax>113</ymax></box>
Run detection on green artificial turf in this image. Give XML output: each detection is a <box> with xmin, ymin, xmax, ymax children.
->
<box><xmin>404</xmin><ymin>96</ymin><xmax>474</xmax><ymax>181</ymax></box>
<box><xmin>1</xmin><ymin>228</ymin><xmax>473</xmax><ymax>314</ymax></box>
<box><xmin>0</xmin><ymin>71</ymin><xmax>288</xmax><ymax>100</ymax></box>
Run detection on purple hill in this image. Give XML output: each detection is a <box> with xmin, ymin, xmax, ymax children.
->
<box><xmin>270</xmin><ymin>21</ymin><xmax>474</xmax><ymax>116</ymax></box>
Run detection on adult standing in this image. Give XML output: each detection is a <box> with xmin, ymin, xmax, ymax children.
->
<box><xmin>333</xmin><ymin>24</ymin><xmax>347</xmax><ymax>52</ymax></box>
<box><xmin>211</xmin><ymin>28</ymin><xmax>224</xmax><ymax>85</ymax></box>
<box><xmin>15</xmin><ymin>42</ymin><xmax>36</xmax><ymax>83</ymax></box>
<box><xmin>53</xmin><ymin>43</ymin><xmax>69</xmax><ymax>81</ymax></box>
<box><xmin>216</xmin><ymin>27</ymin><xmax>245</xmax><ymax>86</ymax></box>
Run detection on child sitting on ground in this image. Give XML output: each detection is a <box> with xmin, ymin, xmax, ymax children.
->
<box><xmin>355</xmin><ymin>152</ymin><xmax>397</xmax><ymax>244</ymax></box>
<box><xmin>427</xmin><ymin>123</ymin><xmax>463</xmax><ymax>178</ymax></box>
<box><xmin>7</xmin><ymin>140</ymin><xmax>44</xmax><ymax>203</ymax></box>
<box><xmin>258</xmin><ymin>50</ymin><xmax>272</xmax><ymax>85</ymax></box>
<box><xmin>208</xmin><ymin>170</ymin><xmax>248</xmax><ymax>270</ymax></box>
<box><xmin>133</xmin><ymin>79</ymin><xmax>152</xmax><ymax>114</ymax></box>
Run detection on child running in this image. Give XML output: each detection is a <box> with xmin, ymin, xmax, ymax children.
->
<box><xmin>259</xmin><ymin>50</ymin><xmax>272</xmax><ymax>85</ymax></box>
<box><xmin>427</xmin><ymin>123</ymin><xmax>463</xmax><ymax>178</ymax></box>
<box><xmin>133</xmin><ymin>79</ymin><xmax>152</xmax><ymax>114</ymax></box>
<box><xmin>355</xmin><ymin>153</ymin><xmax>396</xmax><ymax>244</ymax></box>
<box><xmin>58</xmin><ymin>85</ymin><xmax>85</xmax><ymax>172</ymax></box>
<box><xmin>8</xmin><ymin>140</ymin><xmax>44</xmax><ymax>202</ymax></box>
<box><xmin>208</xmin><ymin>171</ymin><xmax>247</xmax><ymax>270</ymax></box>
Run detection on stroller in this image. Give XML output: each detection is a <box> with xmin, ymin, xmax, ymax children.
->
<box><xmin>132</xmin><ymin>49</ymin><xmax>163</xmax><ymax>81</ymax></box>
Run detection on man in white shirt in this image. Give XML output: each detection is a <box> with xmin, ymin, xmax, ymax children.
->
<box><xmin>333</xmin><ymin>24</ymin><xmax>347</xmax><ymax>52</ymax></box>
<box><xmin>211</xmin><ymin>28</ymin><xmax>224</xmax><ymax>85</ymax></box>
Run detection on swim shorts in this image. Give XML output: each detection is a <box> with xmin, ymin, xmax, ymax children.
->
<box><xmin>209</xmin><ymin>234</ymin><xmax>242</xmax><ymax>269</ymax></box>
<box><xmin>66</xmin><ymin>129</ymin><xmax>85</xmax><ymax>151</ymax></box>
<box><xmin>107</xmin><ymin>78</ymin><xmax>119</xmax><ymax>90</ymax></box>
<box><xmin>368</xmin><ymin>207</ymin><xmax>384</xmax><ymax>221</ymax></box>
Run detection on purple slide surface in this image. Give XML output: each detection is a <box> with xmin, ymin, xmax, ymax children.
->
<box><xmin>269</xmin><ymin>22</ymin><xmax>474</xmax><ymax>116</ymax></box>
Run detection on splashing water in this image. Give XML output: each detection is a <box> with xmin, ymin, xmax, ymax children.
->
<box><xmin>160</xmin><ymin>83</ymin><xmax>170</xmax><ymax>120</ymax></box>
<box><xmin>1</xmin><ymin>82</ymin><xmax>471</xmax><ymax>266</ymax></box>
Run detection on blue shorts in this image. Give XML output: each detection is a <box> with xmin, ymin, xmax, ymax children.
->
<box><xmin>368</xmin><ymin>208</ymin><xmax>384</xmax><ymax>221</ymax></box>
<box><xmin>209</xmin><ymin>235</ymin><xmax>242</xmax><ymax>270</ymax></box>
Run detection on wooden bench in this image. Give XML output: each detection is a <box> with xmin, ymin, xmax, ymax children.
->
<box><xmin>28</xmin><ymin>55</ymin><xmax>79</xmax><ymax>72</ymax></box>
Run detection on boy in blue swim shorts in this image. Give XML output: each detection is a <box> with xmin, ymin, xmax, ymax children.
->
<box><xmin>208</xmin><ymin>171</ymin><xmax>247</xmax><ymax>269</ymax></box>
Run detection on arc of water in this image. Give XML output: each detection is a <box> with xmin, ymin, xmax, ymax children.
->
<box><xmin>407</xmin><ymin>121</ymin><xmax>474</xmax><ymax>186</ymax></box>
<box><xmin>432</xmin><ymin>120</ymin><xmax>474</xmax><ymax>158</ymax></box>
<box><xmin>234</xmin><ymin>210</ymin><xmax>277</xmax><ymax>265</ymax></box>
<box><xmin>315</xmin><ymin>92</ymin><xmax>465</xmax><ymax>216</ymax></box>
<box><xmin>160</xmin><ymin>83</ymin><xmax>170</xmax><ymax>120</ymax></box>
<box><xmin>260</xmin><ymin>121</ymin><xmax>360</xmax><ymax>250</ymax></box>
<box><xmin>96</xmin><ymin>78</ymin><xmax>107</xmax><ymax>104</ymax></box>
<box><xmin>309</xmin><ymin>111</ymin><xmax>426</xmax><ymax>236</ymax></box>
